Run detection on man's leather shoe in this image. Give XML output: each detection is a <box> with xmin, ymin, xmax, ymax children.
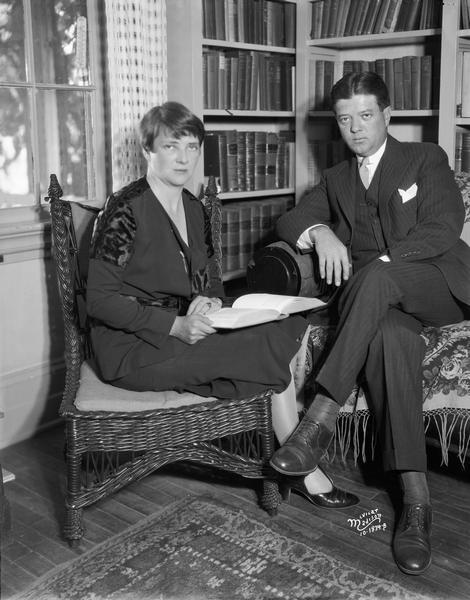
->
<box><xmin>269</xmin><ymin>415</ymin><xmax>334</xmax><ymax>475</ymax></box>
<box><xmin>392</xmin><ymin>503</ymin><xmax>432</xmax><ymax>575</ymax></box>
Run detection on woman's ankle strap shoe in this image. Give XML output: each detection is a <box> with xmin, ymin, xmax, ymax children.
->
<box><xmin>286</xmin><ymin>478</ymin><xmax>359</xmax><ymax>509</ymax></box>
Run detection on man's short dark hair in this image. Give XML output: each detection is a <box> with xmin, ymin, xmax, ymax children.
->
<box><xmin>140</xmin><ymin>101</ymin><xmax>205</xmax><ymax>152</ymax></box>
<box><xmin>330</xmin><ymin>71</ymin><xmax>391</xmax><ymax>111</ymax></box>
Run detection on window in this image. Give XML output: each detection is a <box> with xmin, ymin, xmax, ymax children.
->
<box><xmin>0</xmin><ymin>0</ymin><xmax>104</xmax><ymax>211</ymax></box>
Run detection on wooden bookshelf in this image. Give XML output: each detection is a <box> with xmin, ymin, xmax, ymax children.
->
<box><xmin>167</xmin><ymin>0</ymin><xmax>298</xmax><ymax>282</ymax></box>
<box><xmin>296</xmin><ymin>1</ymin><xmax>443</xmax><ymax>195</ymax></box>
<box><xmin>166</xmin><ymin>0</ymin><xmax>469</xmax><ymax>281</ymax></box>
<box><xmin>439</xmin><ymin>0</ymin><xmax>470</xmax><ymax>171</ymax></box>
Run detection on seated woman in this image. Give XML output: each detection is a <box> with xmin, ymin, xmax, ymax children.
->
<box><xmin>86</xmin><ymin>101</ymin><xmax>358</xmax><ymax>509</ymax></box>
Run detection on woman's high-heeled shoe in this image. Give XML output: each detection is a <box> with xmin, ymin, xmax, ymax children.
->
<box><xmin>282</xmin><ymin>474</ymin><xmax>359</xmax><ymax>509</ymax></box>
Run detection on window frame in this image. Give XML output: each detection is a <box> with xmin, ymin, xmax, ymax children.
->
<box><xmin>0</xmin><ymin>0</ymin><xmax>105</xmax><ymax>263</ymax></box>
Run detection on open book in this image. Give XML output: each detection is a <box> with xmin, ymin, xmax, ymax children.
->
<box><xmin>207</xmin><ymin>293</ymin><xmax>326</xmax><ymax>329</ymax></box>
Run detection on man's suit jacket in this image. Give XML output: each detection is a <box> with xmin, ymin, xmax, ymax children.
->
<box><xmin>276</xmin><ymin>135</ymin><xmax>470</xmax><ymax>306</ymax></box>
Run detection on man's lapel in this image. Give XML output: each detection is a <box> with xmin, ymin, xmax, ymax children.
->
<box><xmin>377</xmin><ymin>135</ymin><xmax>409</xmax><ymax>212</ymax></box>
<box><xmin>334</xmin><ymin>159</ymin><xmax>357</xmax><ymax>230</ymax></box>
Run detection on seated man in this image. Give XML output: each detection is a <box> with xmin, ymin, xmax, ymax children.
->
<box><xmin>270</xmin><ymin>72</ymin><xmax>470</xmax><ymax>575</ymax></box>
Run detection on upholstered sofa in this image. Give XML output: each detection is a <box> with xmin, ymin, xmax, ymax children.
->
<box><xmin>304</xmin><ymin>172</ymin><xmax>470</xmax><ymax>467</ymax></box>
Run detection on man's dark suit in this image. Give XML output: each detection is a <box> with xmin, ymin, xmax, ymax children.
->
<box><xmin>276</xmin><ymin>135</ymin><xmax>470</xmax><ymax>472</ymax></box>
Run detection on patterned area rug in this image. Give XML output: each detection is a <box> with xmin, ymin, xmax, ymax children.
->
<box><xmin>14</xmin><ymin>496</ymin><xmax>429</xmax><ymax>600</ymax></box>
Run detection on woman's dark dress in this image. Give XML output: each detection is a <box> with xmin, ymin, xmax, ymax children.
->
<box><xmin>86</xmin><ymin>177</ymin><xmax>307</xmax><ymax>399</ymax></box>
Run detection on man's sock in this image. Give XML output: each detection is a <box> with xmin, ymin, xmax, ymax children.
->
<box><xmin>305</xmin><ymin>391</ymin><xmax>340</xmax><ymax>432</ymax></box>
<box><xmin>400</xmin><ymin>470</ymin><xmax>430</xmax><ymax>505</ymax></box>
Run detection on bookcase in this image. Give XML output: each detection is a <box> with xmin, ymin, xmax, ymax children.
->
<box><xmin>166</xmin><ymin>0</ymin><xmax>470</xmax><ymax>282</ymax></box>
<box><xmin>295</xmin><ymin>0</ymin><xmax>443</xmax><ymax>197</ymax></box>
<box><xmin>167</xmin><ymin>0</ymin><xmax>298</xmax><ymax>282</ymax></box>
<box><xmin>439</xmin><ymin>0</ymin><xmax>470</xmax><ymax>172</ymax></box>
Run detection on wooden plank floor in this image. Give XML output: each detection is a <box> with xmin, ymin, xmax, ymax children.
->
<box><xmin>1</xmin><ymin>425</ymin><xmax>470</xmax><ymax>600</ymax></box>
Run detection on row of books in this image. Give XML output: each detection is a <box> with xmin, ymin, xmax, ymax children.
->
<box><xmin>310</xmin><ymin>0</ymin><xmax>441</xmax><ymax>40</ymax></box>
<box><xmin>204</xmin><ymin>130</ymin><xmax>295</xmax><ymax>193</ymax></box>
<box><xmin>222</xmin><ymin>196</ymin><xmax>294</xmax><ymax>273</ymax></box>
<box><xmin>202</xmin><ymin>0</ymin><xmax>296</xmax><ymax>47</ymax></box>
<box><xmin>203</xmin><ymin>49</ymin><xmax>294</xmax><ymax>111</ymax></box>
<box><xmin>309</xmin><ymin>55</ymin><xmax>436</xmax><ymax>111</ymax></box>
<box><xmin>461</xmin><ymin>0</ymin><xmax>470</xmax><ymax>29</ymax></box>
<box><xmin>455</xmin><ymin>132</ymin><xmax>470</xmax><ymax>174</ymax></box>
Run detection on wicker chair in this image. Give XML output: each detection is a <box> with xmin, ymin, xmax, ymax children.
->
<box><xmin>46</xmin><ymin>174</ymin><xmax>282</xmax><ymax>546</ymax></box>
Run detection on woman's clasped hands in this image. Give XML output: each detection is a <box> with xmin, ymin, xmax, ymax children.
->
<box><xmin>170</xmin><ymin>295</ymin><xmax>222</xmax><ymax>344</ymax></box>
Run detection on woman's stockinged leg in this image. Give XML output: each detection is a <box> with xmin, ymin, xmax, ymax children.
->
<box><xmin>270</xmin><ymin>349</ymin><xmax>333</xmax><ymax>494</ymax></box>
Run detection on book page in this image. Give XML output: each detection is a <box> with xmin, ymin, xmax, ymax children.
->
<box><xmin>232</xmin><ymin>293</ymin><xmax>326</xmax><ymax>313</ymax></box>
<box><xmin>207</xmin><ymin>307</ymin><xmax>283</xmax><ymax>329</ymax></box>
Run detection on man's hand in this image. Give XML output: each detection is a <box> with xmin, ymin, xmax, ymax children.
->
<box><xmin>170</xmin><ymin>314</ymin><xmax>216</xmax><ymax>344</ymax></box>
<box><xmin>310</xmin><ymin>226</ymin><xmax>351</xmax><ymax>286</ymax></box>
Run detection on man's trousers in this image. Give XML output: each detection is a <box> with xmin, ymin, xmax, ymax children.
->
<box><xmin>316</xmin><ymin>260</ymin><xmax>466</xmax><ymax>472</ymax></box>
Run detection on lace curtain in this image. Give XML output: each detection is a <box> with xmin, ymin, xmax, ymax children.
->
<box><xmin>104</xmin><ymin>0</ymin><xmax>167</xmax><ymax>191</ymax></box>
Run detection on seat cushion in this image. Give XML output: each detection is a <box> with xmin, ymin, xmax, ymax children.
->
<box><xmin>75</xmin><ymin>360</ymin><xmax>218</xmax><ymax>412</ymax></box>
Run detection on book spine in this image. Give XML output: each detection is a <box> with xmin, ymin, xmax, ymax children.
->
<box><xmin>204</xmin><ymin>131</ymin><xmax>221</xmax><ymax>179</ymax></box>
<box><xmin>384</xmin><ymin>58</ymin><xmax>395</xmax><ymax>108</ymax></box>
<box><xmin>461</xmin><ymin>51</ymin><xmax>470</xmax><ymax>117</ymax></box>
<box><xmin>229</xmin><ymin>52</ymin><xmax>239</xmax><ymax>110</ymax></box>
<box><xmin>382</xmin><ymin>0</ymin><xmax>403</xmax><ymax>33</ymax></box>
<box><xmin>254</xmin><ymin>131</ymin><xmax>267</xmax><ymax>190</ymax></box>
<box><xmin>245</xmin><ymin>130</ymin><xmax>255</xmax><ymax>191</ymax></box>
<box><xmin>266</xmin><ymin>132</ymin><xmax>278</xmax><ymax>189</ymax></box>
<box><xmin>237</xmin><ymin>202</ymin><xmax>252</xmax><ymax>271</ymax></box>
<box><xmin>355</xmin><ymin>0</ymin><xmax>372</xmax><ymax>36</ymax></box>
<box><xmin>402</xmin><ymin>55</ymin><xmax>413</xmax><ymax>110</ymax></box>
<box><xmin>455</xmin><ymin>131</ymin><xmax>463</xmax><ymax>173</ymax></box>
<box><xmin>326</xmin><ymin>0</ymin><xmax>340</xmax><ymax>37</ymax></box>
<box><xmin>250</xmin><ymin>200</ymin><xmax>261</xmax><ymax>253</ymax></box>
<box><xmin>225</xmin><ymin>129</ymin><xmax>239</xmax><ymax>192</ymax></box>
<box><xmin>362</xmin><ymin>0</ymin><xmax>382</xmax><ymax>35</ymax></box>
<box><xmin>393</xmin><ymin>57</ymin><xmax>404</xmax><ymax>110</ymax></box>
<box><xmin>410</xmin><ymin>55</ymin><xmax>421</xmax><ymax>110</ymax></box>
<box><xmin>217</xmin><ymin>131</ymin><xmax>228</xmax><ymax>192</ymax></box>
<box><xmin>373</xmin><ymin>0</ymin><xmax>392</xmax><ymax>33</ymax></box>
<box><xmin>461</xmin><ymin>132</ymin><xmax>470</xmax><ymax>172</ymax></box>
<box><xmin>323</xmin><ymin>61</ymin><xmax>335</xmax><ymax>110</ymax></box>
<box><xmin>310</xmin><ymin>0</ymin><xmax>324</xmax><ymax>39</ymax></box>
<box><xmin>223</xmin><ymin>204</ymin><xmax>241</xmax><ymax>272</ymax></box>
<box><xmin>276</xmin><ymin>136</ymin><xmax>286</xmax><ymax>189</ymax></box>
<box><xmin>336</xmin><ymin>0</ymin><xmax>351</xmax><ymax>37</ymax></box>
<box><xmin>420</xmin><ymin>54</ymin><xmax>432</xmax><ymax>110</ymax></box>
<box><xmin>284</xmin><ymin>1</ymin><xmax>296</xmax><ymax>48</ymax></box>
<box><xmin>258</xmin><ymin>198</ymin><xmax>275</xmax><ymax>247</ymax></box>
<box><xmin>236</xmin><ymin>130</ymin><xmax>247</xmax><ymax>191</ymax></box>
<box><xmin>320</xmin><ymin>0</ymin><xmax>331</xmax><ymax>37</ymax></box>
<box><xmin>236</xmin><ymin>51</ymin><xmax>247</xmax><ymax>110</ymax></box>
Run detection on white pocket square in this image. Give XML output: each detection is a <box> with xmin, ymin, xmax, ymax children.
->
<box><xmin>398</xmin><ymin>183</ymin><xmax>418</xmax><ymax>203</ymax></box>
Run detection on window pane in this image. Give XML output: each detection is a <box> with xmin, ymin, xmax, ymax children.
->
<box><xmin>37</xmin><ymin>88</ymin><xmax>89</xmax><ymax>201</ymax></box>
<box><xmin>0</xmin><ymin>87</ymin><xmax>34</xmax><ymax>208</ymax></box>
<box><xmin>0</xmin><ymin>0</ymin><xmax>26</xmax><ymax>82</ymax></box>
<box><xmin>32</xmin><ymin>0</ymin><xmax>89</xmax><ymax>85</ymax></box>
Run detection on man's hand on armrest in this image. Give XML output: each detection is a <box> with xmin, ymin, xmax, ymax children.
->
<box><xmin>297</xmin><ymin>224</ymin><xmax>330</xmax><ymax>252</ymax></box>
